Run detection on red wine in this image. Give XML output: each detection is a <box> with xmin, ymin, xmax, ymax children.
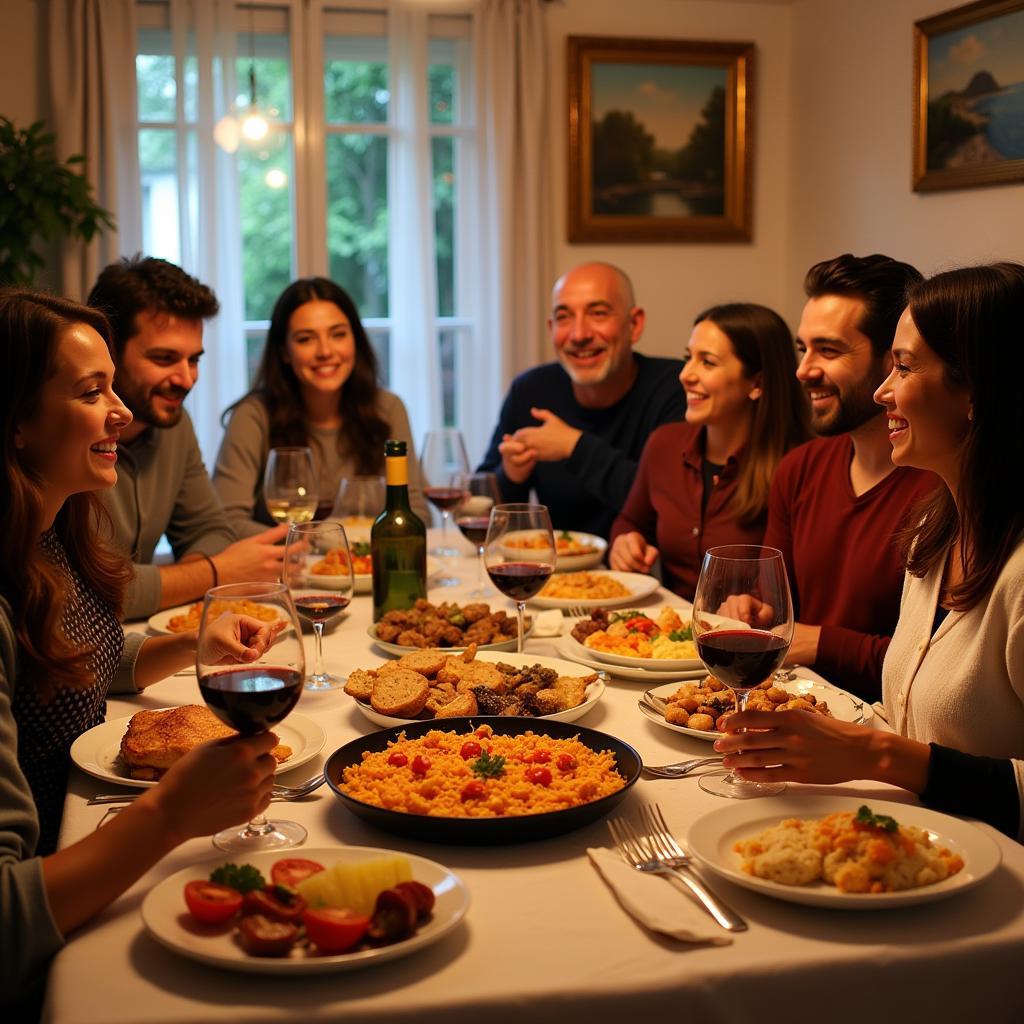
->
<box><xmin>696</xmin><ymin>629</ymin><xmax>788</xmax><ymax>691</ymax></box>
<box><xmin>487</xmin><ymin>561</ymin><xmax>553</xmax><ymax>601</ymax></box>
<box><xmin>455</xmin><ymin>515</ymin><xmax>490</xmax><ymax>546</ymax></box>
<box><xmin>200</xmin><ymin>666</ymin><xmax>302</xmax><ymax>734</ymax></box>
<box><xmin>424</xmin><ymin>486</ymin><xmax>465</xmax><ymax>512</ymax></box>
<box><xmin>294</xmin><ymin>594</ymin><xmax>351</xmax><ymax>625</ymax></box>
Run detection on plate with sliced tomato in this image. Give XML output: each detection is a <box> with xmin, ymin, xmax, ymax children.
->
<box><xmin>141</xmin><ymin>846</ymin><xmax>469</xmax><ymax>974</ymax></box>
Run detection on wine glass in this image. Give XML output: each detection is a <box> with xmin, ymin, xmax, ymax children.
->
<box><xmin>263</xmin><ymin>446</ymin><xmax>318</xmax><ymax>524</ymax></box>
<box><xmin>329</xmin><ymin>475</ymin><xmax>386</xmax><ymax>536</ymax></box>
<box><xmin>283</xmin><ymin>521</ymin><xmax>353</xmax><ymax>690</ymax></box>
<box><xmin>484</xmin><ymin>503</ymin><xmax>555</xmax><ymax>653</ymax></box>
<box><xmin>453</xmin><ymin>471</ymin><xmax>500</xmax><ymax>598</ymax></box>
<box><xmin>420</xmin><ymin>429</ymin><xmax>470</xmax><ymax>574</ymax></box>
<box><xmin>196</xmin><ymin>582</ymin><xmax>306</xmax><ymax>851</ymax></box>
<box><xmin>690</xmin><ymin>544</ymin><xmax>795</xmax><ymax>800</ymax></box>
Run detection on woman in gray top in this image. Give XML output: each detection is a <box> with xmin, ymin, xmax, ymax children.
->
<box><xmin>214</xmin><ymin>277</ymin><xmax>428</xmax><ymax>534</ymax></box>
<box><xmin>0</xmin><ymin>292</ymin><xmax>281</xmax><ymax>1002</ymax></box>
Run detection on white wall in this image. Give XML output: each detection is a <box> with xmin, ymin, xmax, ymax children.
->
<box><xmin>545</xmin><ymin>0</ymin><xmax>796</xmax><ymax>360</ymax></box>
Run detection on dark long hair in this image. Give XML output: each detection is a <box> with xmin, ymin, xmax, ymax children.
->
<box><xmin>693</xmin><ymin>303</ymin><xmax>813</xmax><ymax>526</ymax></box>
<box><xmin>0</xmin><ymin>290</ymin><xmax>131</xmax><ymax>699</ymax></box>
<box><xmin>227</xmin><ymin>278</ymin><xmax>389</xmax><ymax>474</ymax></box>
<box><xmin>899</xmin><ymin>262</ymin><xmax>1024</xmax><ymax>609</ymax></box>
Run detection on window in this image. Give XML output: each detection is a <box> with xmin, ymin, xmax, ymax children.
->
<box><xmin>135</xmin><ymin>1</ymin><xmax>475</xmax><ymax>455</ymax></box>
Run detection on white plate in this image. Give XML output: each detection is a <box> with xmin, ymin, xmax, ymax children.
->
<box><xmin>501</xmin><ymin>529</ymin><xmax>607</xmax><ymax>572</ymax></box>
<box><xmin>637</xmin><ymin>677</ymin><xmax>871</xmax><ymax>742</ymax></box>
<box><xmin>311</xmin><ymin>557</ymin><xmax>442</xmax><ymax>595</ymax></box>
<box><xmin>554</xmin><ymin>637</ymin><xmax>709</xmax><ymax>682</ymax></box>
<box><xmin>349</xmin><ymin>651</ymin><xmax>607</xmax><ymax>728</ymax></box>
<box><xmin>147</xmin><ymin>603</ymin><xmax>288</xmax><ymax>636</ymax></box>
<box><xmin>528</xmin><ymin>571</ymin><xmax>660</xmax><ymax>610</ymax></box>
<box><xmin>687</xmin><ymin>795</ymin><xmax>1001</xmax><ymax>909</ymax></box>
<box><xmin>141</xmin><ymin>846</ymin><xmax>469</xmax><ymax>973</ymax></box>
<box><xmin>561</xmin><ymin>625</ymin><xmax>701</xmax><ymax>671</ymax></box>
<box><xmin>368</xmin><ymin>616</ymin><xmax>534</xmax><ymax>656</ymax></box>
<box><xmin>70</xmin><ymin>710</ymin><xmax>326</xmax><ymax>789</ymax></box>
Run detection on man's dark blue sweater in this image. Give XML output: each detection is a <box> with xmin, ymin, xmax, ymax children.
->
<box><xmin>478</xmin><ymin>353</ymin><xmax>686</xmax><ymax>538</ymax></box>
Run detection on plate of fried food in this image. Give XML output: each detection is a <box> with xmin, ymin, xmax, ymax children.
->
<box><xmin>637</xmin><ymin>675</ymin><xmax>870</xmax><ymax>742</ymax></box>
<box><xmin>527</xmin><ymin>570</ymin><xmax>660</xmax><ymax>610</ymax></box>
<box><xmin>147</xmin><ymin>599</ymin><xmax>284</xmax><ymax>636</ymax></box>
<box><xmin>687</xmin><ymin>796</ymin><xmax>1000</xmax><ymax>909</ymax></box>
<box><xmin>368</xmin><ymin>599</ymin><xmax>532</xmax><ymax>654</ymax></box>
<box><xmin>69</xmin><ymin>705</ymin><xmax>326</xmax><ymax>788</ymax></box>
<box><xmin>343</xmin><ymin>648</ymin><xmax>605</xmax><ymax>728</ymax></box>
<box><xmin>502</xmin><ymin>529</ymin><xmax>608</xmax><ymax>571</ymax></box>
<box><xmin>325</xmin><ymin>718</ymin><xmax>642</xmax><ymax>843</ymax></box>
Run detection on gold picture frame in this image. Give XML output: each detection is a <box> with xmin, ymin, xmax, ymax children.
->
<box><xmin>567</xmin><ymin>35</ymin><xmax>754</xmax><ymax>243</ymax></box>
<box><xmin>913</xmin><ymin>0</ymin><xmax>1024</xmax><ymax>192</ymax></box>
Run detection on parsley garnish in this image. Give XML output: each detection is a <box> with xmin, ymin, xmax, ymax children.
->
<box><xmin>209</xmin><ymin>863</ymin><xmax>266</xmax><ymax>892</ymax></box>
<box><xmin>668</xmin><ymin>625</ymin><xmax>693</xmax><ymax>642</ymax></box>
<box><xmin>559</xmin><ymin>530</ymin><xmax>573</xmax><ymax>541</ymax></box>
<box><xmin>855</xmin><ymin>805</ymin><xmax>899</xmax><ymax>832</ymax></box>
<box><xmin>471</xmin><ymin>750</ymin><xmax>506</xmax><ymax>778</ymax></box>
<box><xmin>609</xmin><ymin>609</ymin><xmax>645</xmax><ymax>624</ymax></box>
<box><xmin>352</xmin><ymin>541</ymin><xmax>371</xmax><ymax>556</ymax></box>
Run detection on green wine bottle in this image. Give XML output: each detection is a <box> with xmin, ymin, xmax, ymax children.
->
<box><xmin>371</xmin><ymin>440</ymin><xmax>427</xmax><ymax>621</ymax></box>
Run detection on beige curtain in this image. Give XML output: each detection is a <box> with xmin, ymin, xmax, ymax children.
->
<box><xmin>465</xmin><ymin>0</ymin><xmax>552</xmax><ymax>449</ymax></box>
<box><xmin>47</xmin><ymin>0</ymin><xmax>141</xmax><ymax>300</ymax></box>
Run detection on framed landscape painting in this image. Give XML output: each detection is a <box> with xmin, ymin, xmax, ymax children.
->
<box><xmin>567</xmin><ymin>36</ymin><xmax>754</xmax><ymax>243</ymax></box>
<box><xmin>914</xmin><ymin>0</ymin><xmax>1024</xmax><ymax>191</ymax></box>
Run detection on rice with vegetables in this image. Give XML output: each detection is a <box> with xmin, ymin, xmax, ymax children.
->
<box><xmin>340</xmin><ymin>724</ymin><xmax>625</xmax><ymax>817</ymax></box>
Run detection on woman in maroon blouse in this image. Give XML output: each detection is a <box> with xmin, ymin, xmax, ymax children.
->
<box><xmin>609</xmin><ymin>304</ymin><xmax>812</xmax><ymax>598</ymax></box>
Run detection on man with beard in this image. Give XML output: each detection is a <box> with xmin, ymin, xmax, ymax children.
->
<box><xmin>478</xmin><ymin>262</ymin><xmax>685</xmax><ymax>537</ymax></box>
<box><xmin>763</xmin><ymin>254</ymin><xmax>939</xmax><ymax>700</ymax></box>
<box><xmin>88</xmin><ymin>256</ymin><xmax>286</xmax><ymax>619</ymax></box>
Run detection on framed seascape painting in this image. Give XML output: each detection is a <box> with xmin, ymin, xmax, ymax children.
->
<box><xmin>914</xmin><ymin>0</ymin><xmax>1024</xmax><ymax>191</ymax></box>
<box><xmin>567</xmin><ymin>36</ymin><xmax>755</xmax><ymax>243</ymax></box>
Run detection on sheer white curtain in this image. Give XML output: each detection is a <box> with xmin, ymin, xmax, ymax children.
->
<box><xmin>464</xmin><ymin>0</ymin><xmax>552</xmax><ymax>455</ymax></box>
<box><xmin>47</xmin><ymin>0</ymin><xmax>142</xmax><ymax>300</ymax></box>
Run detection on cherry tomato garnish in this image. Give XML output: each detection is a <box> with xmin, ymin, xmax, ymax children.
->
<box><xmin>625</xmin><ymin>616</ymin><xmax>655</xmax><ymax>633</ymax></box>
<box><xmin>302</xmin><ymin>907</ymin><xmax>371</xmax><ymax>955</ymax></box>
<box><xmin>183</xmin><ymin>880</ymin><xmax>243</xmax><ymax>925</ymax></box>
<box><xmin>528</xmin><ymin>750</ymin><xmax>551</xmax><ymax>764</ymax></box>
<box><xmin>411</xmin><ymin>754</ymin><xmax>431</xmax><ymax>775</ymax></box>
<box><xmin>556</xmin><ymin>753</ymin><xmax>577</xmax><ymax>772</ymax></box>
<box><xmin>270</xmin><ymin>858</ymin><xmax>325</xmax><ymax>888</ymax></box>
<box><xmin>388</xmin><ymin>751</ymin><xmax>408</xmax><ymax>767</ymax></box>
<box><xmin>460</xmin><ymin>741</ymin><xmax>482</xmax><ymax>760</ymax></box>
<box><xmin>525</xmin><ymin>765</ymin><xmax>552</xmax><ymax>786</ymax></box>
<box><xmin>461</xmin><ymin>780</ymin><xmax>486</xmax><ymax>801</ymax></box>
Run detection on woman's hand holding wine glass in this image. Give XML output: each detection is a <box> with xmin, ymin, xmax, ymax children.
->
<box><xmin>691</xmin><ymin>544</ymin><xmax>794</xmax><ymax>800</ymax></box>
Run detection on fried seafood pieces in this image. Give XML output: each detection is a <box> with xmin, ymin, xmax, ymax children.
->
<box><xmin>662</xmin><ymin>677</ymin><xmax>833</xmax><ymax>732</ymax></box>
<box><xmin>374</xmin><ymin>599</ymin><xmax>518</xmax><ymax>648</ymax></box>
<box><xmin>344</xmin><ymin>645</ymin><xmax>596</xmax><ymax>720</ymax></box>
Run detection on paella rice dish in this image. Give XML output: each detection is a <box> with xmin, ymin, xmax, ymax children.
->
<box><xmin>340</xmin><ymin>724</ymin><xmax>625</xmax><ymax>817</ymax></box>
<box><xmin>734</xmin><ymin>805</ymin><xmax>965</xmax><ymax>894</ymax></box>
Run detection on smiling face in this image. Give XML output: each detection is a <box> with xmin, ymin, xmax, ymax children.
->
<box><xmin>114</xmin><ymin>309</ymin><xmax>203</xmax><ymax>437</ymax></box>
<box><xmin>873</xmin><ymin>308</ymin><xmax>971</xmax><ymax>485</ymax></box>
<box><xmin>796</xmin><ymin>295</ymin><xmax>890</xmax><ymax>436</ymax></box>
<box><xmin>16</xmin><ymin>323</ymin><xmax>133</xmax><ymax>501</ymax></box>
<box><xmin>681</xmin><ymin>319</ymin><xmax>759</xmax><ymax>432</ymax></box>
<box><xmin>283</xmin><ymin>300</ymin><xmax>357</xmax><ymax>401</ymax></box>
<box><xmin>548</xmin><ymin>264</ymin><xmax>643</xmax><ymax>393</ymax></box>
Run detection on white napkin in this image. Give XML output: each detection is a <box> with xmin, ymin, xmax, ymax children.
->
<box><xmin>531</xmin><ymin>609</ymin><xmax>565</xmax><ymax>637</ymax></box>
<box><xmin>587</xmin><ymin>847</ymin><xmax>733</xmax><ymax>946</ymax></box>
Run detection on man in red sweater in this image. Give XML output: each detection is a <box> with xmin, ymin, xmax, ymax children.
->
<box><xmin>764</xmin><ymin>254</ymin><xmax>938</xmax><ymax>700</ymax></box>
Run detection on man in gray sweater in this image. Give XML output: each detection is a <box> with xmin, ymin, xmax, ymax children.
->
<box><xmin>88</xmin><ymin>256</ymin><xmax>286</xmax><ymax>619</ymax></box>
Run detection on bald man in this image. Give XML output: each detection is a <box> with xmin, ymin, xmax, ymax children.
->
<box><xmin>478</xmin><ymin>262</ymin><xmax>685</xmax><ymax>537</ymax></box>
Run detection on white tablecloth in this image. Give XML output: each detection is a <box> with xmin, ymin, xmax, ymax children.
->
<box><xmin>43</xmin><ymin>542</ymin><xmax>1024</xmax><ymax>1024</ymax></box>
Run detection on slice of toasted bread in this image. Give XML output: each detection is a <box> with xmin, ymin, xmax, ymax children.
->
<box><xmin>370</xmin><ymin>669</ymin><xmax>430</xmax><ymax>717</ymax></box>
<box><xmin>343</xmin><ymin>668</ymin><xmax>376</xmax><ymax>701</ymax></box>
<box><xmin>396</xmin><ymin>649</ymin><xmax>447</xmax><ymax>677</ymax></box>
<box><xmin>433</xmin><ymin>691</ymin><xmax>478</xmax><ymax>718</ymax></box>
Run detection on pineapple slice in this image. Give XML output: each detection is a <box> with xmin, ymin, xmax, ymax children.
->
<box><xmin>295</xmin><ymin>855</ymin><xmax>413</xmax><ymax>915</ymax></box>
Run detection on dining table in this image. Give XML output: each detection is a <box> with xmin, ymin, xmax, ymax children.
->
<box><xmin>42</xmin><ymin>536</ymin><xmax>1024</xmax><ymax>1024</ymax></box>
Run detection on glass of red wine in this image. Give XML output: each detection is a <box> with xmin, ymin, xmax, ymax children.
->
<box><xmin>283</xmin><ymin>521</ymin><xmax>353</xmax><ymax>690</ymax></box>
<box><xmin>421</xmin><ymin>428</ymin><xmax>470</xmax><ymax>578</ymax></box>
<box><xmin>452</xmin><ymin>471</ymin><xmax>500</xmax><ymax>598</ymax></box>
<box><xmin>691</xmin><ymin>544</ymin><xmax>794</xmax><ymax>800</ymax></box>
<box><xmin>484</xmin><ymin>503</ymin><xmax>555</xmax><ymax>653</ymax></box>
<box><xmin>196</xmin><ymin>582</ymin><xmax>306</xmax><ymax>851</ymax></box>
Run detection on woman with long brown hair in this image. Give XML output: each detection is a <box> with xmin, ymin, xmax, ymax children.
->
<box><xmin>609</xmin><ymin>303</ymin><xmax>812</xmax><ymax>598</ymax></box>
<box><xmin>214</xmin><ymin>277</ymin><xmax>427</xmax><ymax>530</ymax></box>
<box><xmin>0</xmin><ymin>291</ymin><xmax>280</xmax><ymax>1001</ymax></box>
<box><xmin>715</xmin><ymin>263</ymin><xmax>1024</xmax><ymax>840</ymax></box>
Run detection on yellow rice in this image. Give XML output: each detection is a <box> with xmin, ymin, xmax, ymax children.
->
<box><xmin>340</xmin><ymin>726</ymin><xmax>625</xmax><ymax>818</ymax></box>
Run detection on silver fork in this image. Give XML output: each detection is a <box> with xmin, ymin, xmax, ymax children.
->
<box><xmin>642</xmin><ymin>755</ymin><xmax>723</xmax><ymax>778</ymax></box>
<box><xmin>560</xmin><ymin>605</ymin><xmax>588</xmax><ymax>618</ymax></box>
<box><xmin>608</xmin><ymin>814</ymin><xmax>747</xmax><ymax>932</ymax></box>
<box><xmin>87</xmin><ymin>772</ymin><xmax>327</xmax><ymax>805</ymax></box>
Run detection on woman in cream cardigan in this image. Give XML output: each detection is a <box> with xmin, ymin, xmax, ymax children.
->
<box><xmin>715</xmin><ymin>262</ymin><xmax>1024</xmax><ymax>840</ymax></box>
